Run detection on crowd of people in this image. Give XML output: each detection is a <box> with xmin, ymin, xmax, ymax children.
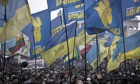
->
<box><xmin>0</xmin><ymin>58</ymin><xmax>140</xmax><ymax>84</ymax></box>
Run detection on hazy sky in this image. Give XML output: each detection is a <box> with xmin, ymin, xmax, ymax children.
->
<box><xmin>28</xmin><ymin>0</ymin><xmax>59</xmax><ymax>20</ymax></box>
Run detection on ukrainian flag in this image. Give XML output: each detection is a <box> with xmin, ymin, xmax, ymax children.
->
<box><xmin>76</xmin><ymin>26</ymin><xmax>96</xmax><ymax>46</ymax></box>
<box><xmin>0</xmin><ymin>0</ymin><xmax>31</xmax><ymax>42</ymax></box>
<box><xmin>107</xmin><ymin>36</ymin><xmax>122</xmax><ymax>71</ymax></box>
<box><xmin>86</xmin><ymin>36</ymin><xmax>108</xmax><ymax>69</ymax></box>
<box><xmin>117</xmin><ymin>31</ymin><xmax>140</xmax><ymax>59</ymax></box>
<box><xmin>41</xmin><ymin>22</ymin><xmax>77</xmax><ymax>66</ymax></box>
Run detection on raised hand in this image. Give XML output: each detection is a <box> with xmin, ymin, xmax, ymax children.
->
<box><xmin>94</xmin><ymin>0</ymin><xmax>112</xmax><ymax>27</ymax></box>
<box><xmin>31</xmin><ymin>17</ymin><xmax>42</xmax><ymax>43</ymax></box>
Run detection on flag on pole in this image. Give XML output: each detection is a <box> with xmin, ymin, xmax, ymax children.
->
<box><xmin>63</xmin><ymin>3</ymin><xmax>84</xmax><ymax>24</ymax></box>
<box><xmin>122</xmin><ymin>0</ymin><xmax>140</xmax><ymax>20</ymax></box>
<box><xmin>0</xmin><ymin>0</ymin><xmax>31</xmax><ymax>42</ymax></box>
<box><xmin>76</xmin><ymin>26</ymin><xmax>96</xmax><ymax>46</ymax></box>
<box><xmin>22</xmin><ymin>9</ymin><xmax>51</xmax><ymax>59</ymax></box>
<box><xmin>47</xmin><ymin>0</ymin><xmax>83</xmax><ymax>11</ymax></box>
<box><xmin>51</xmin><ymin>16</ymin><xmax>62</xmax><ymax>36</ymax></box>
<box><xmin>41</xmin><ymin>22</ymin><xmax>77</xmax><ymax>66</ymax></box>
<box><xmin>85</xmin><ymin>0</ymin><xmax>123</xmax><ymax>36</ymax></box>
<box><xmin>9</xmin><ymin>34</ymin><xmax>25</xmax><ymax>54</ymax></box>
<box><xmin>117</xmin><ymin>31</ymin><xmax>140</xmax><ymax>59</ymax></box>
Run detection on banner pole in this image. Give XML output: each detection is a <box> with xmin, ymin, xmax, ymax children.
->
<box><xmin>95</xmin><ymin>34</ymin><xmax>99</xmax><ymax>73</ymax></box>
<box><xmin>62</xmin><ymin>4</ymin><xmax>73</xmax><ymax>83</ymax></box>
<box><xmin>71</xmin><ymin>21</ymin><xmax>77</xmax><ymax>74</ymax></box>
<box><xmin>2</xmin><ymin>3</ymin><xmax>7</xmax><ymax>83</ymax></box>
<box><xmin>119</xmin><ymin>0</ymin><xmax>127</xmax><ymax>75</ymax></box>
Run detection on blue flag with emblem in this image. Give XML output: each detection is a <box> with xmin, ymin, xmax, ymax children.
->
<box><xmin>64</xmin><ymin>3</ymin><xmax>84</xmax><ymax>24</ymax></box>
<box><xmin>22</xmin><ymin>9</ymin><xmax>51</xmax><ymax>59</ymax></box>
<box><xmin>51</xmin><ymin>16</ymin><xmax>62</xmax><ymax>36</ymax></box>
<box><xmin>47</xmin><ymin>0</ymin><xmax>83</xmax><ymax>11</ymax></box>
<box><xmin>41</xmin><ymin>22</ymin><xmax>76</xmax><ymax>66</ymax></box>
<box><xmin>122</xmin><ymin>0</ymin><xmax>140</xmax><ymax>20</ymax></box>
<box><xmin>86</xmin><ymin>0</ymin><xmax>123</xmax><ymax>36</ymax></box>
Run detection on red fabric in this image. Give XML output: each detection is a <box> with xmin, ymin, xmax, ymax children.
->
<box><xmin>80</xmin><ymin>44</ymin><xmax>91</xmax><ymax>55</ymax></box>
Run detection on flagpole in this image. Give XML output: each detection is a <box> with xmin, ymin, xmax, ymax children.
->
<box><xmin>2</xmin><ymin>3</ymin><xmax>7</xmax><ymax>83</ymax></box>
<box><xmin>62</xmin><ymin>3</ymin><xmax>72</xmax><ymax>84</ymax></box>
<box><xmin>31</xmin><ymin>27</ymin><xmax>37</xmax><ymax>77</ymax></box>
<box><xmin>71</xmin><ymin>21</ymin><xmax>77</xmax><ymax>73</ymax></box>
<box><xmin>95</xmin><ymin>34</ymin><xmax>99</xmax><ymax>73</ymax></box>
<box><xmin>119</xmin><ymin>0</ymin><xmax>127</xmax><ymax>75</ymax></box>
<box><xmin>25</xmin><ymin>0</ymin><xmax>38</xmax><ymax>76</ymax></box>
<box><xmin>83</xmin><ymin>0</ymin><xmax>88</xmax><ymax>83</ymax></box>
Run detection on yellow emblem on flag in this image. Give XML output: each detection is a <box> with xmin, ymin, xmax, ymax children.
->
<box><xmin>94</xmin><ymin>0</ymin><xmax>112</xmax><ymax>27</ymax></box>
<box><xmin>31</xmin><ymin>17</ymin><xmax>42</xmax><ymax>43</ymax></box>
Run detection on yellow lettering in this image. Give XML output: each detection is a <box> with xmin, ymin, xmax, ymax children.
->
<box><xmin>126</xmin><ymin>6</ymin><xmax>140</xmax><ymax>17</ymax></box>
<box><xmin>68</xmin><ymin>11</ymin><xmax>84</xmax><ymax>20</ymax></box>
<box><xmin>136</xmin><ymin>6</ymin><xmax>140</xmax><ymax>13</ymax></box>
<box><xmin>62</xmin><ymin>0</ymin><xmax>78</xmax><ymax>5</ymax></box>
<box><xmin>56</xmin><ymin>0</ymin><xmax>62</xmax><ymax>6</ymax></box>
<box><xmin>32</xmin><ymin>47</ymin><xmax>44</xmax><ymax>55</ymax></box>
<box><xmin>126</xmin><ymin>10</ymin><xmax>129</xmax><ymax>17</ymax></box>
<box><xmin>54</xmin><ymin>45</ymin><xmax>64</xmax><ymax>55</ymax></box>
<box><xmin>52</xmin><ymin>26</ymin><xmax>63</xmax><ymax>36</ymax></box>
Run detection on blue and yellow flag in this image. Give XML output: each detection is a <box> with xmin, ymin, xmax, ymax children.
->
<box><xmin>107</xmin><ymin>31</ymin><xmax>140</xmax><ymax>71</ymax></box>
<box><xmin>0</xmin><ymin>3</ymin><xmax>4</xmax><ymax>33</ymax></box>
<box><xmin>22</xmin><ymin>9</ymin><xmax>51</xmax><ymax>59</ymax></box>
<box><xmin>47</xmin><ymin>0</ymin><xmax>83</xmax><ymax>11</ymax></box>
<box><xmin>75</xmin><ymin>26</ymin><xmax>96</xmax><ymax>45</ymax></box>
<box><xmin>51</xmin><ymin>16</ymin><xmax>62</xmax><ymax>36</ymax></box>
<box><xmin>86</xmin><ymin>0</ymin><xmax>123</xmax><ymax>36</ymax></box>
<box><xmin>86</xmin><ymin>41</ymin><xmax>108</xmax><ymax>69</ymax></box>
<box><xmin>104</xmin><ymin>32</ymin><xmax>115</xmax><ymax>47</ymax></box>
<box><xmin>122</xmin><ymin>0</ymin><xmax>140</xmax><ymax>20</ymax></box>
<box><xmin>64</xmin><ymin>3</ymin><xmax>84</xmax><ymax>24</ymax></box>
<box><xmin>0</xmin><ymin>0</ymin><xmax>31</xmax><ymax>42</ymax></box>
<box><xmin>41</xmin><ymin>22</ymin><xmax>77</xmax><ymax>66</ymax></box>
<box><xmin>62</xmin><ymin>47</ymin><xmax>80</xmax><ymax>65</ymax></box>
<box><xmin>117</xmin><ymin>31</ymin><xmax>140</xmax><ymax>59</ymax></box>
<box><xmin>107</xmin><ymin>36</ymin><xmax>122</xmax><ymax>71</ymax></box>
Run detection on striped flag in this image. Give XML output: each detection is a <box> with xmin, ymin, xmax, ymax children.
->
<box><xmin>9</xmin><ymin>34</ymin><xmax>25</xmax><ymax>54</ymax></box>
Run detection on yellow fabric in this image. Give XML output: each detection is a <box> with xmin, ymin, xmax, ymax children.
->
<box><xmin>41</xmin><ymin>37</ymin><xmax>75</xmax><ymax>66</ymax></box>
<box><xmin>31</xmin><ymin>17</ymin><xmax>42</xmax><ymax>43</ymax></box>
<box><xmin>0</xmin><ymin>28</ymin><xmax>3</xmax><ymax>35</ymax></box>
<box><xmin>76</xmin><ymin>30</ymin><xmax>96</xmax><ymax>45</ymax></box>
<box><xmin>0</xmin><ymin>0</ymin><xmax>8</xmax><ymax>5</ymax></box>
<box><xmin>90</xmin><ymin>44</ymin><xmax>108</xmax><ymax>69</ymax></box>
<box><xmin>64</xmin><ymin>49</ymin><xmax>77</xmax><ymax>62</ymax></box>
<box><xmin>94</xmin><ymin>0</ymin><xmax>112</xmax><ymax>27</ymax></box>
<box><xmin>107</xmin><ymin>47</ymin><xmax>140</xmax><ymax>72</ymax></box>
<box><xmin>0</xmin><ymin>5</ymin><xmax>31</xmax><ymax>42</ymax></box>
<box><xmin>107</xmin><ymin>36</ymin><xmax>122</xmax><ymax>71</ymax></box>
<box><xmin>125</xmin><ymin>47</ymin><xmax>140</xmax><ymax>59</ymax></box>
<box><xmin>16</xmin><ymin>34</ymin><xmax>23</xmax><ymax>41</ymax></box>
<box><xmin>107</xmin><ymin>52</ymin><xmax>124</xmax><ymax>72</ymax></box>
<box><xmin>18</xmin><ymin>55</ymin><xmax>21</xmax><ymax>63</ymax></box>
